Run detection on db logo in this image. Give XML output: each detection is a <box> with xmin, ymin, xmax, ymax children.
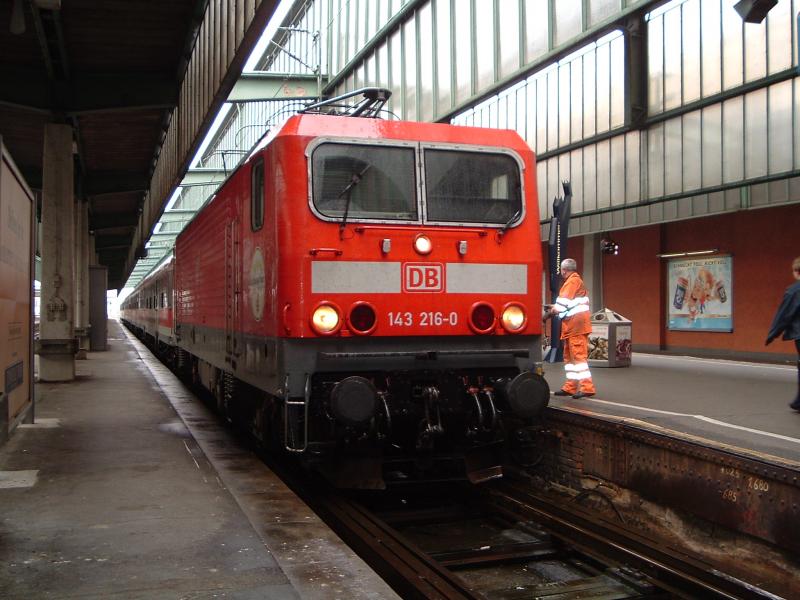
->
<box><xmin>404</xmin><ymin>263</ymin><xmax>444</xmax><ymax>293</ymax></box>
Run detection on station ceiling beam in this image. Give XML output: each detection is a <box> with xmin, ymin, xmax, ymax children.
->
<box><xmin>128</xmin><ymin>1</ymin><xmax>285</xmax><ymax>287</ymax></box>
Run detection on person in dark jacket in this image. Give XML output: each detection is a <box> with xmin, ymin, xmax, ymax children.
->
<box><xmin>766</xmin><ymin>256</ymin><xmax>800</xmax><ymax>410</ymax></box>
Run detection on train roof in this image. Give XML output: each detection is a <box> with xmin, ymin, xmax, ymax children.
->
<box><xmin>127</xmin><ymin>254</ymin><xmax>174</xmax><ymax>293</ymax></box>
<box><xmin>272</xmin><ymin>113</ymin><xmax>534</xmax><ymax>156</ymax></box>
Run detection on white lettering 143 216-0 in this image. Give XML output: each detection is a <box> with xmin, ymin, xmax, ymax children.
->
<box><xmin>389</xmin><ymin>312</ymin><xmax>458</xmax><ymax>327</ymax></box>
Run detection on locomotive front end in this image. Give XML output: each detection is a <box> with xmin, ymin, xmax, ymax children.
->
<box><xmin>277</xmin><ymin>115</ymin><xmax>548</xmax><ymax>484</ymax></box>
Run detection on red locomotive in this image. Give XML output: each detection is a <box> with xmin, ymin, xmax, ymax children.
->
<box><xmin>122</xmin><ymin>89</ymin><xmax>549</xmax><ymax>487</ymax></box>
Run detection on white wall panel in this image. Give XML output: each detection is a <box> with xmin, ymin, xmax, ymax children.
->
<box><xmin>663</xmin><ymin>8</ymin><xmax>682</xmax><ymax>110</ymax></box>
<box><xmin>625</xmin><ymin>131</ymin><xmax>641</xmax><ymax>204</ymax></box>
<box><xmin>744</xmin><ymin>12</ymin><xmax>768</xmax><ymax>83</ymax></box>
<box><xmin>768</xmin><ymin>80</ymin><xmax>793</xmax><ymax>174</ymax></box>
<box><xmin>721</xmin><ymin>2</ymin><xmax>743</xmax><ymax>90</ymax></box>
<box><xmin>434</xmin><ymin>0</ymin><xmax>452</xmax><ymax>115</ymax></box>
<box><xmin>744</xmin><ymin>88</ymin><xmax>768</xmax><ymax>178</ymax></box>
<box><xmin>722</xmin><ymin>96</ymin><xmax>744</xmax><ymax>183</ymax></box>
<box><xmin>583</xmin><ymin>50</ymin><xmax>598</xmax><ymax>137</ymax></box>
<box><xmin>559</xmin><ymin>65</ymin><xmax>572</xmax><ymax>146</ymax></box>
<box><xmin>701</xmin><ymin>104</ymin><xmax>722</xmax><ymax>187</ymax></box>
<box><xmin>570</xmin><ymin>59</ymin><xmax>583</xmax><ymax>142</ymax></box>
<box><xmin>609</xmin><ymin>34</ymin><xmax>625</xmax><ymax>128</ymax></box>
<box><xmin>525</xmin><ymin>0</ymin><xmax>549</xmax><ymax>63</ymax></box>
<box><xmin>682</xmin><ymin>111</ymin><xmax>701</xmax><ymax>191</ymax></box>
<box><xmin>647</xmin><ymin>123</ymin><xmax>664</xmax><ymax>198</ymax></box>
<box><xmin>700</xmin><ymin>0</ymin><xmax>721</xmax><ymax>97</ymax></box>
<box><xmin>554</xmin><ymin>0</ymin><xmax>583</xmax><ymax>46</ymax></box>
<box><xmin>664</xmin><ymin>117</ymin><xmax>682</xmax><ymax>195</ymax></box>
<box><xmin>403</xmin><ymin>18</ymin><xmax>417</xmax><ymax>120</ymax></box>
<box><xmin>596</xmin><ymin>42</ymin><xmax>611</xmax><ymax>132</ymax></box>
<box><xmin>498</xmin><ymin>0</ymin><xmax>520</xmax><ymax>79</ymax></box>
<box><xmin>648</xmin><ymin>12</ymin><xmax>664</xmax><ymax>113</ymax></box>
<box><xmin>475</xmin><ymin>0</ymin><xmax>495</xmax><ymax>91</ymax></box>
<box><xmin>596</xmin><ymin>139</ymin><xmax>611</xmax><ymax>209</ymax></box>
<box><xmin>768</xmin><ymin>1</ymin><xmax>794</xmax><ymax>72</ymax></box>
<box><xmin>682</xmin><ymin>0</ymin><xmax>701</xmax><ymax>104</ymax></box>
<box><xmin>418</xmin><ymin>3</ymin><xmax>434</xmax><ymax>122</ymax></box>
<box><xmin>590</xmin><ymin>0</ymin><xmax>620</xmax><ymax>26</ymax></box>
<box><xmin>454</xmin><ymin>1</ymin><xmax>472</xmax><ymax>104</ymax></box>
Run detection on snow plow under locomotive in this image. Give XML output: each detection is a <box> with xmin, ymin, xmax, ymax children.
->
<box><xmin>121</xmin><ymin>89</ymin><xmax>549</xmax><ymax>488</ymax></box>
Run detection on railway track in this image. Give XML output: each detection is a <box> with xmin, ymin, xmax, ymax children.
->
<box><xmin>133</xmin><ymin>329</ymin><xmax>788</xmax><ymax>599</ymax></box>
<box><xmin>283</xmin><ymin>471</ymin><xmax>782</xmax><ymax>599</ymax></box>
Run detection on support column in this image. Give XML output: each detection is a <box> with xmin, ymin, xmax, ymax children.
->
<box><xmin>89</xmin><ymin>231</ymin><xmax>97</xmax><ymax>266</ymax></box>
<box><xmin>74</xmin><ymin>199</ymin><xmax>90</xmax><ymax>358</ymax></box>
<box><xmin>583</xmin><ymin>233</ymin><xmax>603</xmax><ymax>312</ymax></box>
<box><xmin>37</xmin><ymin>124</ymin><xmax>76</xmax><ymax>381</ymax></box>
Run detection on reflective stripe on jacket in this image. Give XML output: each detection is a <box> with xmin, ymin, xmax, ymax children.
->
<box><xmin>554</xmin><ymin>272</ymin><xmax>593</xmax><ymax>339</ymax></box>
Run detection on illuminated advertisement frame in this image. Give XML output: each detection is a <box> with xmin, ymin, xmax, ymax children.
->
<box><xmin>667</xmin><ymin>255</ymin><xmax>733</xmax><ymax>332</ymax></box>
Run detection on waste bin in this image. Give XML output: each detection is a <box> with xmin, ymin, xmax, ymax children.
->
<box><xmin>588</xmin><ymin>308</ymin><xmax>632</xmax><ymax>368</ymax></box>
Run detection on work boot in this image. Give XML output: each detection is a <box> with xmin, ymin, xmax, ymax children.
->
<box><xmin>553</xmin><ymin>390</ymin><xmax>572</xmax><ymax>397</ymax></box>
<box><xmin>790</xmin><ymin>360</ymin><xmax>800</xmax><ymax>411</ymax></box>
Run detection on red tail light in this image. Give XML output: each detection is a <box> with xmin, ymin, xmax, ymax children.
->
<box><xmin>348</xmin><ymin>302</ymin><xmax>377</xmax><ymax>335</ymax></box>
<box><xmin>469</xmin><ymin>302</ymin><xmax>495</xmax><ymax>334</ymax></box>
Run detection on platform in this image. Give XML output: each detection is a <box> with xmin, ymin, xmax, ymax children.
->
<box><xmin>543</xmin><ymin>352</ymin><xmax>800</xmax><ymax>464</ymax></box>
<box><xmin>0</xmin><ymin>319</ymin><xmax>398</xmax><ymax>599</ymax></box>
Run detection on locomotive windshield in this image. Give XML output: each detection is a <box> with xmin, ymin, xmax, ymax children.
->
<box><xmin>424</xmin><ymin>149</ymin><xmax>521</xmax><ymax>225</ymax></box>
<box><xmin>310</xmin><ymin>142</ymin><xmax>523</xmax><ymax>227</ymax></box>
<box><xmin>312</xmin><ymin>143</ymin><xmax>418</xmax><ymax>221</ymax></box>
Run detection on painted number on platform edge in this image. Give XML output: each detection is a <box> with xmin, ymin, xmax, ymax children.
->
<box><xmin>389</xmin><ymin>311</ymin><xmax>459</xmax><ymax>327</ymax></box>
<box><xmin>746</xmin><ymin>477</ymin><xmax>769</xmax><ymax>492</ymax></box>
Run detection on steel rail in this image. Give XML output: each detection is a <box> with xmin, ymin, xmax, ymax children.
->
<box><xmin>489</xmin><ymin>481</ymin><xmax>782</xmax><ymax>600</ymax></box>
<box><xmin>300</xmin><ymin>486</ymin><xmax>487</xmax><ymax>600</ymax></box>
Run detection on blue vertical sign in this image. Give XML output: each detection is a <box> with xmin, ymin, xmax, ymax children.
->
<box><xmin>544</xmin><ymin>182</ymin><xmax>571</xmax><ymax>363</ymax></box>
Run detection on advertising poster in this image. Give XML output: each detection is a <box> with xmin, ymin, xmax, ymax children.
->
<box><xmin>589</xmin><ymin>323</ymin><xmax>632</xmax><ymax>365</ymax></box>
<box><xmin>668</xmin><ymin>255</ymin><xmax>732</xmax><ymax>331</ymax></box>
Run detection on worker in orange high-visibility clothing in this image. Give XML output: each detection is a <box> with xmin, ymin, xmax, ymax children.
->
<box><xmin>548</xmin><ymin>258</ymin><xmax>596</xmax><ymax>399</ymax></box>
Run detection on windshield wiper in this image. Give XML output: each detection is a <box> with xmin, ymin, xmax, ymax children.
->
<box><xmin>499</xmin><ymin>209</ymin><xmax>521</xmax><ymax>235</ymax></box>
<box><xmin>338</xmin><ymin>165</ymin><xmax>371</xmax><ymax>237</ymax></box>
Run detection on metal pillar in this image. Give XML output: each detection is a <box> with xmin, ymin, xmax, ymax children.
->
<box><xmin>37</xmin><ymin>123</ymin><xmax>76</xmax><ymax>381</ymax></box>
<box><xmin>74</xmin><ymin>199</ymin><xmax>90</xmax><ymax>358</ymax></box>
<box><xmin>88</xmin><ymin>266</ymin><xmax>107</xmax><ymax>351</ymax></box>
<box><xmin>89</xmin><ymin>231</ymin><xmax>97</xmax><ymax>266</ymax></box>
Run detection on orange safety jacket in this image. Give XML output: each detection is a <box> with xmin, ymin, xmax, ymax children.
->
<box><xmin>554</xmin><ymin>272</ymin><xmax>592</xmax><ymax>339</ymax></box>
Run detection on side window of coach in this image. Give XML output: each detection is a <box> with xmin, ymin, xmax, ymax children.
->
<box><xmin>251</xmin><ymin>158</ymin><xmax>264</xmax><ymax>231</ymax></box>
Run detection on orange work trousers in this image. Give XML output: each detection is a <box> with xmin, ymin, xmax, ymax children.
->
<box><xmin>560</xmin><ymin>334</ymin><xmax>596</xmax><ymax>395</ymax></box>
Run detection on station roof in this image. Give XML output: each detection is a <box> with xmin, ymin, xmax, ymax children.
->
<box><xmin>0</xmin><ymin>0</ymin><xmax>278</xmax><ymax>289</ymax></box>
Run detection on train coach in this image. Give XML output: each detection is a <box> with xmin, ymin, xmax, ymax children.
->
<box><xmin>122</xmin><ymin>89</ymin><xmax>549</xmax><ymax>487</ymax></box>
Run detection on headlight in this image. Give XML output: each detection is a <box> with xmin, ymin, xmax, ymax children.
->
<box><xmin>311</xmin><ymin>303</ymin><xmax>341</xmax><ymax>335</ymax></box>
<box><xmin>501</xmin><ymin>304</ymin><xmax>527</xmax><ymax>332</ymax></box>
<box><xmin>413</xmin><ymin>234</ymin><xmax>432</xmax><ymax>255</ymax></box>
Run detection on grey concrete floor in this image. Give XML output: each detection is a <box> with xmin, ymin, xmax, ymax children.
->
<box><xmin>543</xmin><ymin>352</ymin><xmax>800</xmax><ymax>463</ymax></box>
<box><xmin>0</xmin><ymin>321</ymin><xmax>398</xmax><ymax>599</ymax></box>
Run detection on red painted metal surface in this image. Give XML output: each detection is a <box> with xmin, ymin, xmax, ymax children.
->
<box><xmin>174</xmin><ymin>114</ymin><xmax>543</xmax><ymax>342</ymax></box>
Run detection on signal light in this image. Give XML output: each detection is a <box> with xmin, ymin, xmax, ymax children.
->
<box><xmin>469</xmin><ymin>302</ymin><xmax>496</xmax><ymax>334</ymax></box>
<box><xmin>600</xmin><ymin>237</ymin><xmax>619</xmax><ymax>255</ymax></box>
<box><xmin>348</xmin><ymin>302</ymin><xmax>377</xmax><ymax>335</ymax></box>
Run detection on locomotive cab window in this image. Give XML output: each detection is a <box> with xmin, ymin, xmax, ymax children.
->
<box><xmin>424</xmin><ymin>149</ymin><xmax>522</xmax><ymax>226</ymax></box>
<box><xmin>251</xmin><ymin>158</ymin><xmax>264</xmax><ymax>231</ymax></box>
<box><xmin>311</xmin><ymin>143</ymin><xmax>417</xmax><ymax>221</ymax></box>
